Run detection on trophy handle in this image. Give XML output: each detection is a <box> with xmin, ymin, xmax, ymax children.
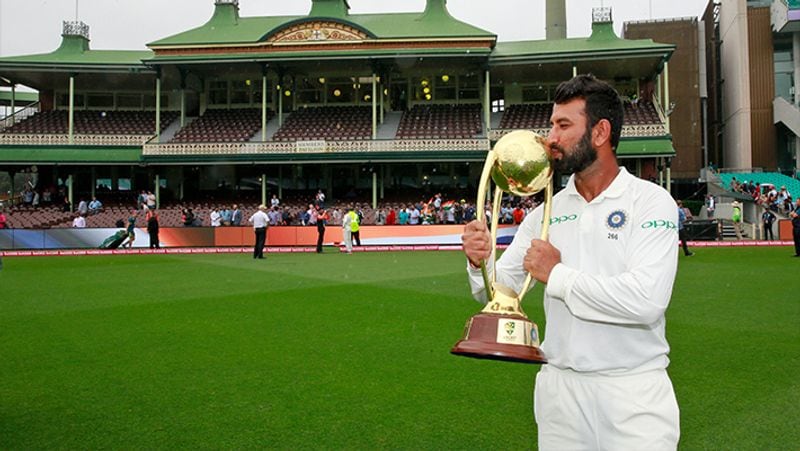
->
<box><xmin>476</xmin><ymin>151</ymin><xmax>497</xmax><ymax>301</ymax></box>
<box><xmin>517</xmin><ymin>180</ymin><xmax>553</xmax><ymax>298</ymax></box>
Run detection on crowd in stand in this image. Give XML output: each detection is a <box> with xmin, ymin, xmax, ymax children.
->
<box><xmin>1</xmin><ymin>171</ymin><xmax>549</xmax><ymax>230</ymax></box>
<box><xmin>729</xmin><ymin>177</ymin><xmax>794</xmax><ymax>215</ymax></box>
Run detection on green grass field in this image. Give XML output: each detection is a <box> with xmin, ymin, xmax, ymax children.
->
<box><xmin>1</xmin><ymin>247</ymin><xmax>798</xmax><ymax>449</ymax></box>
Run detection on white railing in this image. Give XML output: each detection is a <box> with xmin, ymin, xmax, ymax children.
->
<box><xmin>143</xmin><ymin>138</ymin><xmax>490</xmax><ymax>156</ymax></box>
<box><xmin>0</xmin><ymin>102</ymin><xmax>40</xmax><ymax>131</ymax></box>
<box><xmin>489</xmin><ymin>123</ymin><xmax>667</xmax><ymax>141</ymax></box>
<box><xmin>0</xmin><ymin>133</ymin><xmax>153</xmax><ymax>146</ymax></box>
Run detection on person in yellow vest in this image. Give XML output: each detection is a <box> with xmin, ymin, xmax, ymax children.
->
<box><xmin>350</xmin><ymin>207</ymin><xmax>361</xmax><ymax>246</ymax></box>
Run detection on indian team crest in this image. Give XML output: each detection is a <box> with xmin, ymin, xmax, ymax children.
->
<box><xmin>606</xmin><ymin>209</ymin><xmax>628</xmax><ymax>230</ymax></box>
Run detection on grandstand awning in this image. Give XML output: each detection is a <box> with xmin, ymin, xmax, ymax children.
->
<box><xmin>616</xmin><ymin>138</ymin><xmax>675</xmax><ymax>158</ymax></box>
<box><xmin>0</xmin><ymin>91</ymin><xmax>38</xmax><ymax>107</ymax></box>
<box><xmin>0</xmin><ymin>146</ymin><xmax>142</xmax><ymax>165</ymax></box>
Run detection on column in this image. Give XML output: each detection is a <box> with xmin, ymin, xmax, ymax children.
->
<box><xmin>180</xmin><ymin>89</ymin><xmax>186</xmax><ymax>127</ymax></box>
<box><xmin>483</xmin><ymin>69</ymin><xmax>491</xmax><ymax>136</ymax></box>
<box><xmin>664</xmin><ymin>61</ymin><xmax>670</xmax><ymax>133</ymax></box>
<box><xmin>68</xmin><ymin>76</ymin><xmax>75</xmax><ymax>145</ymax></box>
<box><xmin>155</xmin><ymin>75</ymin><xmax>162</xmax><ymax>142</ymax></box>
<box><xmin>372</xmin><ymin>73</ymin><xmax>378</xmax><ymax>139</ymax></box>
<box><xmin>91</xmin><ymin>167</ymin><xmax>96</xmax><ymax>199</ymax></box>
<box><xmin>665</xmin><ymin>158</ymin><xmax>672</xmax><ymax>194</ymax></box>
<box><xmin>278</xmin><ymin>80</ymin><xmax>283</xmax><ymax>127</ymax></box>
<box><xmin>10</xmin><ymin>84</ymin><xmax>15</xmax><ymax>126</ymax></box>
<box><xmin>155</xmin><ymin>174</ymin><xmax>160</xmax><ymax>209</ymax></box>
<box><xmin>572</xmin><ymin>65</ymin><xmax>577</xmax><ymax>78</ymax></box>
<box><xmin>278</xmin><ymin>166</ymin><xmax>283</xmax><ymax>199</ymax></box>
<box><xmin>262</xmin><ymin>72</ymin><xmax>268</xmax><ymax>141</ymax></box>
<box><xmin>380</xmin><ymin>78</ymin><xmax>385</xmax><ymax>124</ymax></box>
<box><xmin>261</xmin><ymin>172</ymin><xmax>267</xmax><ymax>206</ymax></box>
<box><xmin>67</xmin><ymin>174</ymin><xmax>74</xmax><ymax>213</ymax></box>
<box><xmin>372</xmin><ymin>171</ymin><xmax>377</xmax><ymax>209</ymax></box>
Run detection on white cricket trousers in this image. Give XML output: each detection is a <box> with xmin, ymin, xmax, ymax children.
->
<box><xmin>343</xmin><ymin>229</ymin><xmax>353</xmax><ymax>253</ymax></box>
<box><xmin>534</xmin><ymin>365</ymin><xmax>680</xmax><ymax>451</ymax></box>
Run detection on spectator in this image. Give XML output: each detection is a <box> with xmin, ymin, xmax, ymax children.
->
<box><xmin>0</xmin><ymin>208</ymin><xmax>7</xmax><ymax>229</ymax></box>
<box><xmin>231</xmin><ymin>204</ymin><xmax>242</xmax><ymax>226</ymax></box>
<box><xmin>124</xmin><ymin>213</ymin><xmax>137</xmax><ymax>248</ymax></box>
<box><xmin>22</xmin><ymin>188</ymin><xmax>33</xmax><ymax>206</ymax></box>
<box><xmin>791</xmin><ymin>198</ymin><xmax>800</xmax><ymax>256</ymax></box>
<box><xmin>270</xmin><ymin>194</ymin><xmax>280</xmax><ymax>208</ymax></box>
<box><xmin>705</xmin><ymin>194</ymin><xmax>715</xmax><ymax>218</ymax></box>
<box><xmin>220</xmin><ymin>206</ymin><xmax>232</xmax><ymax>226</ymax></box>
<box><xmin>281</xmin><ymin>206</ymin><xmax>291</xmax><ymax>226</ymax></box>
<box><xmin>306</xmin><ymin>204</ymin><xmax>318</xmax><ymax>227</ymax></box>
<box><xmin>72</xmin><ymin>213</ymin><xmax>86</xmax><ymax>228</ymax></box>
<box><xmin>77</xmin><ymin>198</ymin><xmax>88</xmax><ymax>216</ymax></box>
<box><xmin>761</xmin><ymin>207</ymin><xmax>776</xmax><ymax>241</ymax></box>
<box><xmin>316</xmin><ymin>206</ymin><xmax>329</xmax><ymax>253</ymax></box>
<box><xmin>731</xmin><ymin>200</ymin><xmax>743</xmax><ymax>240</ymax></box>
<box><xmin>146</xmin><ymin>191</ymin><xmax>156</xmax><ymax>210</ymax></box>
<box><xmin>342</xmin><ymin>206</ymin><xmax>354</xmax><ymax>254</ymax></box>
<box><xmin>249</xmin><ymin>204</ymin><xmax>269</xmax><ymax>259</ymax></box>
<box><xmin>210</xmin><ymin>208</ymin><xmax>222</xmax><ymax>227</ymax></box>
<box><xmin>398</xmin><ymin>206</ymin><xmax>409</xmax><ymax>225</ymax></box>
<box><xmin>677</xmin><ymin>200</ymin><xmax>693</xmax><ymax>256</ymax></box>
<box><xmin>182</xmin><ymin>208</ymin><xmax>195</xmax><ymax>227</ymax></box>
<box><xmin>408</xmin><ymin>205</ymin><xmax>420</xmax><ymax>225</ymax></box>
<box><xmin>315</xmin><ymin>189</ymin><xmax>326</xmax><ymax>207</ymax></box>
<box><xmin>147</xmin><ymin>210</ymin><xmax>160</xmax><ymax>249</ymax></box>
<box><xmin>268</xmin><ymin>206</ymin><xmax>281</xmax><ymax>226</ymax></box>
<box><xmin>88</xmin><ymin>196</ymin><xmax>103</xmax><ymax>215</ymax></box>
<box><xmin>348</xmin><ymin>205</ymin><xmax>361</xmax><ymax>246</ymax></box>
<box><xmin>385</xmin><ymin>207</ymin><xmax>396</xmax><ymax>225</ymax></box>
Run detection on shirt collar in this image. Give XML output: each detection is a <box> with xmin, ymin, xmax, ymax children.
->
<box><xmin>562</xmin><ymin>166</ymin><xmax>633</xmax><ymax>201</ymax></box>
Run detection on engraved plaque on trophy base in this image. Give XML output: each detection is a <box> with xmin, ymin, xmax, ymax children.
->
<box><xmin>451</xmin><ymin>313</ymin><xmax>547</xmax><ymax>364</ymax></box>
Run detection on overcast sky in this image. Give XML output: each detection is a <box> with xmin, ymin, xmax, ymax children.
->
<box><xmin>0</xmin><ymin>0</ymin><xmax>708</xmax><ymax>56</ymax></box>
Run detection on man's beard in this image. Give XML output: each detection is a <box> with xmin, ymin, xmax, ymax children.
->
<box><xmin>552</xmin><ymin>128</ymin><xmax>597</xmax><ymax>174</ymax></box>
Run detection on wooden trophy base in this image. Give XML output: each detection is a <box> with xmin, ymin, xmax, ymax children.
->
<box><xmin>451</xmin><ymin>312</ymin><xmax>547</xmax><ymax>364</ymax></box>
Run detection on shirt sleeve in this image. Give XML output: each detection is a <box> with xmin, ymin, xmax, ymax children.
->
<box><xmin>545</xmin><ymin>188</ymin><xmax>679</xmax><ymax>326</ymax></box>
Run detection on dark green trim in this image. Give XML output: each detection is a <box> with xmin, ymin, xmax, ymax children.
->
<box><xmin>0</xmin><ymin>145</ymin><xmax>142</xmax><ymax>164</ymax></box>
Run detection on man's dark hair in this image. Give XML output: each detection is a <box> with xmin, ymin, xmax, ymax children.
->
<box><xmin>553</xmin><ymin>74</ymin><xmax>624</xmax><ymax>151</ymax></box>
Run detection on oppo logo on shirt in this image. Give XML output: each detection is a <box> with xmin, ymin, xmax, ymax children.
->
<box><xmin>640</xmin><ymin>219</ymin><xmax>677</xmax><ymax>230</ymax></box>
<box><xmin>549</xmin><ymin>214</ymin><xmax>578</xmax><ymax>225</ymax></box>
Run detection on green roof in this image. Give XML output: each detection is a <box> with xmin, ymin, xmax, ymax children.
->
<box><xmin>616</xmin><ymin>138</ymin><xmax>675</xmax><ymax>158</ymax></box>
<box><xmin>0</xmin><ymin>35</ymin><xmax>152</xmax><ymax>68</ymax></box>
<box><xmin>148</xmin><ymin>3</ymin><xmax>494</xmax><ymax>48</ymax></box>
<box><xmin>492</xmin><ymin>22</ymin><xmax>673</xmax><ymax>62</ymax></box>
<box><xmin>0</xmin><ymin>146</ymin><xmax>142</xmax><ymax>164</ymax></box>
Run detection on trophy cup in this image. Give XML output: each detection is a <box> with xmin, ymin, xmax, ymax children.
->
<box><xmin>451</xmin><ymin>130</ymin><xmax>553</xmax><ymax>364</ymax></box>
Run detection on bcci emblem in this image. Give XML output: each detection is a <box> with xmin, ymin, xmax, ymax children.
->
<box><xmin>606</xmin><ymin>210</ymin><xmax>628</xmax><ymax>230</ymax></box>
<box><xmin>504</xmin><ymin>321</ymin><xmax>516</xmax><ymax>336</ymax></box>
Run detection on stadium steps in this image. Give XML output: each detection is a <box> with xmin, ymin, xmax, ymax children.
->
<box><xmin>251</xmin><ymin>115</ymin><xmax>281</xmax><ymax>142</ymax></box>
<box><xmin>158</xmin><ymin>116</ymin><xmax>191</xmax><ymax>143</ymax></box>
<box><xmin>377</xmin><ymin>112</ymin><xmax>402</xmax><ymax>139</ymax></box>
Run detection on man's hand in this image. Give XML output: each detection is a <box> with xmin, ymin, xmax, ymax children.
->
<box><xmin>461</xmin><ymin>220</ymin><xmax>491</xmax><ymax>268</ymax></box>
<box><xmin>524</xmin><ymin>239</ymin><xmax>561</xmax><ymax>283</ymax></box>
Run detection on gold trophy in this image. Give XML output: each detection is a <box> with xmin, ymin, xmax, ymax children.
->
<box><xmin>451</xmin><ymin>130</ymin><xmax>553</xmax><ymax>364</ymax></box>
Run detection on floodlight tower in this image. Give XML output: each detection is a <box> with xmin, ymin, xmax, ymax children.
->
<box><xmin>546</xmin><ymin>0</ymin><xmax>567</xmax><ymax>40</ymax></box>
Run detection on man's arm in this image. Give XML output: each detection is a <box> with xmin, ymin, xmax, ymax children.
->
<box><xmin>543</xmin><ymin>189</ymin><xmax>678</xmax><ymax>326</ymax></box>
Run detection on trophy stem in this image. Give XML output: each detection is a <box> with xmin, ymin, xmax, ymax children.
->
<box><xmin>518</xmin><ymin>179</ymin><xmax>554</xmax><ymax>297</ymax></box>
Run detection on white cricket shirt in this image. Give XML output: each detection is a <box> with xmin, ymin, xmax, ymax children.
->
<box><xmin>469</xmin><ymin>167</ymin><xmax>679</xmax><ymax>375</ymax></box>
